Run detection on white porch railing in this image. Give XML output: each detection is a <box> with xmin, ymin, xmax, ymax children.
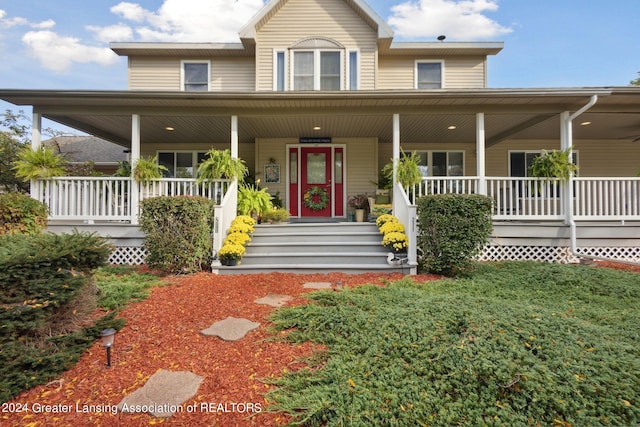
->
<box><xmin>408</xmin><ymin>176</ymin><xmax>640</xmax><ymax>221</ymax></box>
<box><xmin>574</xmin><ymin>178</ymin><xmax>640</xmax><ymax>220</ymax></box>
<box><xmin>37</xmin><ymin>177</ymin><xmax>230</xmax><ymax>222</ymax></box>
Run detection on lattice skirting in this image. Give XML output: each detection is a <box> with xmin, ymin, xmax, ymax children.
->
<box><xmin>109</xmin><ymin>246</ymin><xmax>147</xmax><ymax>265</ymax></box>
<box><xmin>477</xmin><ymin>245</ymin><xmax>640</xmax><ymax>264</ymax></box>
<box><xmin>109</xmin><ymin>244</ymin><xmax>640</xmax><ymax>266</ymax></box>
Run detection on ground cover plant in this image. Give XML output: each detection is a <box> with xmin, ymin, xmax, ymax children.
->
<box><xmin>267</xmin><ymin>262</ymin><xmax>639</xmax><ymax>426</ymax></box>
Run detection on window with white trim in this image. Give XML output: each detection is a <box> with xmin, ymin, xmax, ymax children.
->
<box><xmin>413</xmin><ymin>151</ymin><xmax>464</xmax><ymax>176</ymax></box>
<box><xmin>158</xmin><ymin>151</ymin><xmax>208</xmax><ymax>177</ymax></box>
<box><xmin>509</xmin><ymin>151</ymin><xmax>578</xmax><ymax>177</ymax></box>
<box><xmin>181</xmin><ymin>61</ymin><xmax>210</xmax><ymax>92</ymax></box>
<box><xmin>292</xmin><ymin>50</ymin><xmax>342</xmax><ymax>91</ymax></box>
<box><xmin>415</xmin><ymin>61</ymin><xmax>443</xmax><ymax>89</ymax></box>
<box><xmin>347</xmin><ymin>50</ymin><xmax>359</xmax><ymax>90</ymax></box>
<box><xmin>274</xmin><ymin>50</ymin><xmax>286</xmax><ymax>91</ymax></box>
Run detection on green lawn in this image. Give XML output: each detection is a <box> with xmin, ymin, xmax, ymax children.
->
<box><xmin>266</xmin><ymin>262</ymin><xmax>640</xmax><ymax>426</ymax></box>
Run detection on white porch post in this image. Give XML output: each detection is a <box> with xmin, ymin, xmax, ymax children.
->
<box><xmin>130</xmin><ymin>114</ymin><xmax>141</xmax><ymax>225</ymax></box>
<box><xmin>476</xmin><ymin>112</ymin><xmax>486</xmax><ymax>195</ymax></box>
<box><xmin>392</xmin><ymin>113</ymin><xmax>400</xmax><ymax>213</ymax></box>
<box><xmin>560</xmin><ymin>110</ymin><xmax>573</xmax><ymax>225</ymax></box>
<box><xmin>30</xmin><ymin>113</ymin><xmax>42</xmax><ymax>199</ymax></box>
<box><xmin>231</xmin><ymin>115</ymin><xmax>239</xmax><ymax>159</ymax></box>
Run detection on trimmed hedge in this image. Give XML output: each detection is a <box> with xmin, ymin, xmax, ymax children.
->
<box><xmin>140</xmin><ymin>196</ymin><xmax>215</xmax><ymax>273</ymax></box>
<box><xmin>0</xmin><ymin>192</ymin><xmax>48</xmax><ymax>235</ymax></box>
<box><xmin>417</xmin><ymin>194</ymin><xmax>493</xmax><ymax>276</ymax></box>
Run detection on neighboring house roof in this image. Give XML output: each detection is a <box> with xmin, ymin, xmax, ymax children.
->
<box><xmin>44</xmin><ymin>136</ymin><xmax>128</xmax><ymax>165</ymax></box>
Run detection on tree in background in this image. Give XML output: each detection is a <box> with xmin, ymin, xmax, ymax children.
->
<box><xmin>631</xmin><ymin>72</ymin><xmax>640</xmax><ymax>86</ymax></box>
<box><xmin>0</xmin><ymin>110</ymin><xmax>30</xmax><ymax>193</ymax></box>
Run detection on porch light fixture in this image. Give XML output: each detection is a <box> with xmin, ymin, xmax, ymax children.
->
<box><xmin>447</xmin><ymin>125</ymin><xmax>457</xmax><ymax>130</ymax></box>
<box><xmin>165</xmin><ymin>126</ymin><xmax>175</xmax><ymax>131</ymax></box>
<box><xmin>100</xmin><ymin>328</ymin><xmax>117</xmax><ymax>367</ymax></box>
<box><xmin>580</xmin><ymin>121</ymin><xmax>591</xmax><ymax>126</ymax></box>
<box><xmin>313</xmin><ymin>126</ymin><xmax>321</xmax><ymax>131</ymax></box>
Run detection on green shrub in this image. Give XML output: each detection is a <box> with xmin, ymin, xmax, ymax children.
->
<box><xmin>0</xmin><ymin>192</ymin><xmax>48</xmax><ymax>235</ymax></box>
<box><xmin>140</xmin><ymin>196</ymin><xmax>215</xmax><ymax>273</ymax></box>
<box><xmin>0</xmin><ymin>231</ymin><xmax>118</xmax><ymax>402</ymax></box>
<box><xmin>417</xmin><ymin>193</ymin><xmax>492</xmax><ymax>276</ymax></box>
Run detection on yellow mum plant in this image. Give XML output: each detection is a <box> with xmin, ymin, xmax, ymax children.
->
<box><xmin>379</xmin><ymin>221</ymin><xmax>405</xmax><ymax>235</ymax></box>
<box><xmin>224</xmin><ymin>232</ymin><xmax>251</xmax><ymax>246</ymax></box>
<box><xmin>227</xmin><ymin>222</ymin><xmax>254</xmax><ymax>234</ymax></box>
<box><xmin>218</xmin><ymin>243</ymin><xmax>246</xmax><ymax>261</ymax></box>
<box><xmin>232</xmin><ymin>215</ymin><xmax>256</xmax><ymax>226</ymax></box>
<box><xmin>375</xmin><ymin>214</ymin><xmax>399</xmax><ymax>228</ymax></box>
<box><xmin>382</xmin><ymin>231</ymin><xmax>408</xmax><ymax>252</ymax></box>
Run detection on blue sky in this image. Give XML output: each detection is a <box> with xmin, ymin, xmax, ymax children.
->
<box><xmin>1</xmin><ymin>0</ymin><xmax>639</xmax><ymax>128</ymax></box>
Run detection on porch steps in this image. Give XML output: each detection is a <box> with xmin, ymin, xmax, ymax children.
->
<box><xmin>216</xmin><ymin>222</ymin><xmax>412</xmax><ymax>274</ymax></box>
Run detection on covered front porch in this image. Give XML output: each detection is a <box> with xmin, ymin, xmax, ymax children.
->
<box><xmin>3</xmin><ymin>87</ymin><xmax>640</xmax><ymax>268</ymax></box>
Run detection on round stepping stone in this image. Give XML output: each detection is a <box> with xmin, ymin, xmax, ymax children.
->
<box><xmin>303</xmin><ymin>282</ymin><xmax>333</xmax><ymax>289</ymax></box>
<box><xmin>118</xmin><ymin>369</ymin><xmax>203</xmax><ymax>418</ymax></box>
<box><xmin>255</xmin><ymin>294</ymin><xmax>293</xmax><ymax>307</ymax></box>
<box><xmin>200</xmin><ymin>316</ymin><xmax>260</xmax><ymax>341</ymax></box>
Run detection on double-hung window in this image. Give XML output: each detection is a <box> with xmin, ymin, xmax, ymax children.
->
<box><xmin>292</xmin><ymin>50</ymin><xmax>342</xmax><ymax>91</ymax></box>
<box><xmin>413</xmin><ymin>151</ymin><xmax>464</xmax><ymax>177</ymax></box>
<box><xmin>181</xmin><ymin>61</ymin><xmax>210</xmax><ymax>92</ymax></box>
<box><xmin>158</xmin><ymin>151</ymin><xmax>208</xmax><ymax>178</ymax></box>
<box><xmin>415</xmin><ymin>61</ymin><xmax>443</xmax><ymax>89</ymax></box>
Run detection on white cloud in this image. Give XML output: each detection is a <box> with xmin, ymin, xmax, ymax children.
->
<box><xmin>87</xmin><ymin>24</ymin><xmax>134</xmax><ymax>43</ymax></box>
<box><xmin>109</xmin><ymin>0</ymin><xmax>265</xmax><ymax>42</ymax></box>
<box><xmin>22</xmin><ymin>31</ymin><xmax>119</xmax><ymax>72</ymax></box>
<box><xmin>32</xmin><ymin>19</ymin><xmax>56</xmax><ymax>30</ymax></box>
<box><xmin>388</xmin><ymin>0</ymin><xmax>512</xmax><ymax>41</ymax></box>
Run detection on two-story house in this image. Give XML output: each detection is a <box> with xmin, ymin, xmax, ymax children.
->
<box><xmin>2</xmin><ymin>0</ymin><xmax>640</xmax><ymax>271</ymax></box>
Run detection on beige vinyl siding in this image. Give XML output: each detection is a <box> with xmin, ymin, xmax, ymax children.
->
<box><xmin>254</xmin><ymin>0</ymin><xmax>378</xmax><ymax>90</ymax></box>
<box><xmin>487</xmin><ymin>139</ymin><xmax>640</xmax><ymax>177</ymax></box>
<box><xmin>211</xmin><ymin>58</ymin><xmax>255</xmax><ymax>91</ymax></box>
<box><xmin>129</xmin><ymin>57</ymin><xmax>255</xmax><ymax>91</ymax></box>
<box><xmin>129</xmin><ymin>57</ymin><xmax>180</xmax><ymax>90</ymax></box>
<box><xmin>378</xmin><ymin>57</ymin><xmax>486</xmax><ymax>90</ymax></box>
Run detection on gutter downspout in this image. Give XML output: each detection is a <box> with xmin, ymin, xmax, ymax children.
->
<box><xmin>566</xmin><ymin>95</ymin><xmax>622</xmax><ymax>264</ymax></box>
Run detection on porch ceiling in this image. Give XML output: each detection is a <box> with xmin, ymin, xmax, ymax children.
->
<box><xmin>2</xmin><ymin>88</ymin><xmax>640</xmax><ymax>148</ymax></box>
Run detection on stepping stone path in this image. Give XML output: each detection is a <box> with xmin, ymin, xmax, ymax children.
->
<box><xmin>200</xmin><ymin>316</ymin><xmax>261</xmax><ymax>341</ymax></box>
<box><xmin>302</xmin><ymin>281</ymin><xmax>333</xmax><ymax>289</ymax></box>
<box><xmin>119</xmin><ymin>283</ymin><xmax>319</xmax><ymax>419</ymax></box>
<box><xmin>255</xmin><ymin>294</ymin><xmax>293</xmax><ymax>307</ymax></box>
<box><xmin>118</xmin><ymin>369</ymin><xmax>203</xmax><ymax>418</ymax></box>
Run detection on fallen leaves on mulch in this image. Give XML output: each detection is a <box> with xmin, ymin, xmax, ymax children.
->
<box><xmin>595</xmin><ymin>260</ymin><xmax>640</xmax><ymax>274</ymax></box>
<box><xmin>1</xmin><ymin>271</ymin><xmax>439</xmax><ymax>427</ymax></box>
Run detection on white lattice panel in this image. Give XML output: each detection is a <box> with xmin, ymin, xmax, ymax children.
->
<box><xmin>477</xmin><ymin>245</ymin><xmax>572</xmax><ymax>263</ymax></box>
<box><xmin>109</xmin><ymin>246</ymin><xmax>147</xmax><ymax>265</ymax></box>
<box><xmin>572</xmin><ymin>246</ymin><xmax>640</xmax><ymax>263</ymax></box>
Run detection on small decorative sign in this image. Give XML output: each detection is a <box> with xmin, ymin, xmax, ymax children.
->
<box><xmin>264</xmin><ymin>164</ymin><xmax>280</xmax><ymax>183</ymax></box>
<box><xmin>299</xmin><ymin>137</ymin><xmax>332</xmax><ymax>144</ymax></box>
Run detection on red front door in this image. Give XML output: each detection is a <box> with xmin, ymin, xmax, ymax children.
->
<box><xmin>300</xmin><ymin>147</ymin><xmax>332</xmax><ymax>217</ymax></box>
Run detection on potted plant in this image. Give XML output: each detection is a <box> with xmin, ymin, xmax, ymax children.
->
<box><xmin>528</xmin><ymin>147</ymin><xmax>578</xmax><ymax>182</ymax></box>
<box><xmin>133</xmin><ymin>155</ymin><xmax>168</xmax><ymax>183</ymax></box>
<box><xmin>217</xmin><ymin>242</ymin><xmax>246</xmax><ymax>266</ymax></box>
<box><xmin>261</xmin><ymin>207</ymin><xmax>290</xmax><ymax>224</ymax></box>
<box><xmin>12</xmin><ymin>146</ymin><xmax>67</xmax><ymax>181</ymax></box>
<box><xmin>381</xmin><ymin>231</ymin><xmax>409</xmax><ymax>253</ymax></box>
<box><xmin>382</xmin><ymin>149</ymin><xmax>423</xmax><ymax>188</ymax></box>
<box><xmin>348</xmin><ymin>193</ymin><xmax>369</xmax><ymax>222</ymax></box>
<box><xmin>196</xmin><ymin>148</ymin><xmax>248</xmax><ymax>182</ymax></box>
<box><xmin>237</xmin><ymin>184</ymin><xmax>273</xmax><ymax>220</ymax></box>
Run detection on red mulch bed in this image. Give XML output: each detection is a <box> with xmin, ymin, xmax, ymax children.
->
<box><xmin>595</xmin><ymin>260</ymin><xmax>640</xmax><ymax>274</ymax></box>
<box><xmin>1</xmin><ymin>271</ymin><xmax>439</xmax><ymax>426</ymax></box>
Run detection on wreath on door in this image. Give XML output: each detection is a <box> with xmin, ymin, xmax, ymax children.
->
<box><xmin>303</xmin><ymin>186</ymin><xmax>329</xmax><ymax>211</ymax></box>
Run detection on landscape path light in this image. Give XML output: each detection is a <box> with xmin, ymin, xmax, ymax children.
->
<box><xmin>100</xmin><ymin>328</ymin><xmax>117</xmax><ymax>367</ymax></box>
